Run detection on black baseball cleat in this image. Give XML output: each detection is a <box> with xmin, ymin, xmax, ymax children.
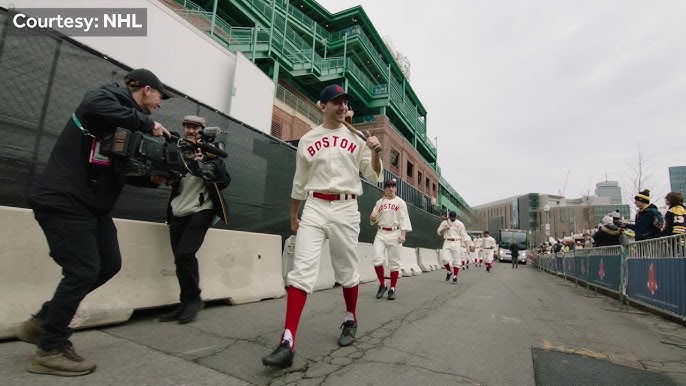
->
<box><xmin>375</xmin><ymin>285</ymin><xmax>387</xmax><ymax>299</ymax></box>
<box><xmin>387</xmin><ymin>289</ymin><xmax>396</xmax><ymax>300</ymax></box>
<box><xmin>445</xmin><ymin>272</ymin><xmax>452</xmax><ymax>281</ymax></box>
<box><xmin>452</xmin><ymin>276</ymin><xmax>458</xmax><ymax>284</ymax></box>
<box><xmin>262</xmin><ymin>341</ymin><xmax>294</xmax><ymax>368</ymax></box>
<box><xmin>338</xmin><ymin>320</ymin><xmax>357</xmax><ymax>346</ymax></box>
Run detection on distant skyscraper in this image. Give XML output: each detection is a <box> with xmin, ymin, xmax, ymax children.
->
<box><xmin>669</xmin><ymin>166</ymin><xmax>686</xmax><ymax>196</ymax></box>
<box><xmin>595</xmin><ymin>181</ymin><xmax>622</xmax><ymax>205</ymax></box>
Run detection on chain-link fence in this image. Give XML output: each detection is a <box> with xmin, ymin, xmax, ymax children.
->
<box><xmin>0</xmin><ymin>9</ymin><xmax>444</xmax><ymax>248</ymax></box>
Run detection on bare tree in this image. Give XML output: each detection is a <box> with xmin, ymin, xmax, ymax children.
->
<box><xmin>622</xmin><ymin>143</ymin><xmax>668</xmax><ymax>216</ymax></box>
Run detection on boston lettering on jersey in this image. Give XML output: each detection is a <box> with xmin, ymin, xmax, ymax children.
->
<box><xmin>377</xmin><ymin>203</ymin><xmax>400</xmax><ymax>213</ymax></box>
<box><xmin>306</xmin><ymin>135</ymin><xmax>358</xmax><ymax>157</ymax></box>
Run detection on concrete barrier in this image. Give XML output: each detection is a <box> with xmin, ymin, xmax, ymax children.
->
<box><xmin>399</xmin><ymin>247</ymin><xmax>422</xmax><ymax>277</ymax></box>
<box><xmin>282</xmin><ymin>235</ymin><xmax>336</xmax><ymax>292</ymax></box>
<box><xmin>0</xmin><ymin>206</ymin><xmax>284</xmax><ymax>340</ymax></box>
<box><xmin>416</xmin><ymin>248</ymin><xmax>439</xmax><ymax>272</ymax></box>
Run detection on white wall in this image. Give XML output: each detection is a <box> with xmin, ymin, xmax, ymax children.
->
<box><xmin>230</xmin><ymin>51</ymin><xmax>275</xmax><ymax>133</ymax></box>
<box><xmin>1</xmin><ymin>0</ymin><xmax>274</xmax><ymax>133</ymax></box>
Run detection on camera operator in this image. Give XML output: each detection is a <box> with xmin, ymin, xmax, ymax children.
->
<box><xmin>157</xmin><ymin>115</ymin><xmax>231</xmax><ymax>324</ymax></box>
<box><xmin>15</xmin><ymin>68</ymin><xmax>172</xmax><ymax>376</ymax></box>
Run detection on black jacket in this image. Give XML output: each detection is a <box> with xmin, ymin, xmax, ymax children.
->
<box><xmin>628</xmin><ymin>204</ymin><xmax>663</xmax><ymax>241</ymax></box>
<box><xmin>509</xmin><ymin>242</ymin><xmax>519</xmax><ymax>257</ymax></box>
<box><xmin>28</xmin><ymin>84</ymin><xmax>155</xmax><ymax>216</ymax></box>
<box><xmin>593</xmin><ymin>224</ymin><xmax>621</xmax><ymax>247</ymax></box>
<box><xmin>166</xmin><ymin>156</ymin><xmax>231</xmax><ymax>224</ymax></box>
<box><xmin>661</xmin><ymin>204</ymin><xmax>686</xmax><ymax>237</ymax></box>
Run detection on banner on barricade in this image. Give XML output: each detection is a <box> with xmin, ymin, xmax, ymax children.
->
<box><xmin>588</xmin><ymin>254</ymin><xmax>621</xmax><ymax>292</ymax></box>
<box><xmin>564</xmin><ymin>256</ymin><xmax>576</xmax><ymax>277</ymax></box>
<box><xmin>627</xmin><ymin>259</ymin><xmax>686</xmax><ymax>318</ymax></box>
<box><xmin>574</xmin><ymin>256</ymin><xmax>588</xmax><ymax>281</ymax></box>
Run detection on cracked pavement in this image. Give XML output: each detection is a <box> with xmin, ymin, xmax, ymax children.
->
<box><xmin>1</xmin><ymin>263</ymin><xmax>685</xmax><ymax>385</ymax></box>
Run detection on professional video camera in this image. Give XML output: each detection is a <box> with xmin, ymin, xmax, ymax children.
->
<box><xmin>99</xmin><ymin>126</ymin><xmax>227</xmax><ymax>181</ymax></box>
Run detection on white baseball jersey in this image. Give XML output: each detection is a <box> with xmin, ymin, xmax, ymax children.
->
<box><xmin>371</xmin><ymin>195</ymin><xmax>412</xmax><ymax>271</ymax></box>
<box><xmin>437</xmin><ymin>219</ymin><xmax>470</xmax><ymax>248</ymax></box>
<box><xmin>291</xmin><ymin>125</ymin><xmax>382</xmax><ymax>200</ymax></box>
<box><xmin>437</xmin><ymin>218</ymin><xmax>470</xmax><ymax>267</ymax></box>
<box><xmin>371</xmin><ymin>196</ymin><xmax>412</xmax><ymax>231</ymax></box>
<box><xmin>480</xmin><ymin>235</ymin><xmax>497</xmax><ymax>263</ymax></box>
<box><xmin>287</xmin><ymin>123</ymin><xmax>382</xmax><ymax>294</ymax></box>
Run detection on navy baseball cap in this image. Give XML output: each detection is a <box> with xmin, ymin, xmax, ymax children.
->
<box><xmin>384</xmin><ymin>178</ymin><xmax>397</xmax><ymax>188</ymax></box>
<box><xmin>319</xmin><ymin>84</ymin><xmax>348</xmax><ymax>103</ymax></box>
<box><xmin>449</xmin><ymin>211</ymin><xmax>457</xmax><ymax>218</ymax></box>
<box><xmin>125</xmin><ymin>68</ymin><xmax>172</xmax><ymax>99</ymax></box>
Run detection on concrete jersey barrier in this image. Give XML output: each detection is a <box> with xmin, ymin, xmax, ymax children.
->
<box><xmin>0</xmin><ymin>206</ymin><xmax>284</xmax><ymax>340</ymax></box>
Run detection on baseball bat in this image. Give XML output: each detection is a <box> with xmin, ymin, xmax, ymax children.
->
<box><xmin>343</xmin><ymin>120</ymin><xmax>382</xmax><ymax>153</ymax></box>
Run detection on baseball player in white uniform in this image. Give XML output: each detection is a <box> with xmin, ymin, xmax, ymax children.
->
<box><xmin>262</xmin><ymin>84</ymin><xmax>382</xmax><ymax>369</ymax></box>
<box><xmin>473</xmin><ymin>235</ymin><xmax>483</xmax><ymax>267</ymax></box>
<box><xmin>481</xmin><ymin>231</ymin><xmax>497</xmax><ymax>272</ymax></box>
<box><xmin>370</xmin><ymin>178</ymin><xmax>412</xmax><ymax>300</ymax></box>
<box><xmin>437</xmin><ymin>211</ymin><xmax>471</xmax><ymax>284</ymax></box>
<box><xmin>464</xmin><ymin>236</ymin><xmax>474</xmax><ymax>269</ymax></box>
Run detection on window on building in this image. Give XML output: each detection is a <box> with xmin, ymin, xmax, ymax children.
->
<box><xmin>433</xmin><ymin>183</ymin><xmax>437</xmax><ymax>192</ymax></box>
<box><xmin>390</xmin><ymin>148</ymin><xmax>399</xmax><ymax>168</ymax></box>
<box><xmin>426</xmin><ymin>177</ymin><xmax>430</xmax><ymax>188</ymax></box>
<box><xmin>406</xmin><ymin>161</ymin><xmax>414</xmax><ymax>178</ymax></box>
<box><xmin>418</xmin><ymin>171</ymin><xmax>423</xmax><ymax>185</ymax></box>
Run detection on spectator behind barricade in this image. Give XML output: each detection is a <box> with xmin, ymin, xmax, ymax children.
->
<box><xmin>553</xmin><ymin>240</ymin><xmax>563</xmax><ymax>253</ymax></box>
<box><xmin>626</xmin><ymin>189</ymin><xmax>663</xmax><ymax>241</ymax></box>
<box><xmin>661</xmin><ymin>192</ymin><xmax>685</xmax><ymax>237</ymax></box>
<box><xmin>575</xmin><ymin>241</ymin><xmax>584</xmax><ymax>250</ymax></box>
<box><xmin>593</xmin><ymin>214</ymin><xmax>621</xmax><ymax>247</ymax></box>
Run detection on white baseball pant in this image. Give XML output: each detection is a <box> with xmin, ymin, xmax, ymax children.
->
<box><xmin>440</xmin><ymin>241</ymin><xmax>464</xmax><ymax>267</ymax></box>
<box><xmin>288</xmin><ymin>196</ymin><xmax>361</xmax><ymax>294</ymax></box>
<box><xmin>480</xmin><ymin>249</ymin><xmax>494</xmax><ymax>264</ymax></box>
<box><xmin>372</xmin><ymin>229</ymin><xmax>402</xmax><ymax>271</ymax></box>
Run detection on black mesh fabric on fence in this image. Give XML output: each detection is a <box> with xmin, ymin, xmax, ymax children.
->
<box><xmin>0</xmin><ymin>9</ymin><xmax>443</xmax><ymax>249</ymax></box>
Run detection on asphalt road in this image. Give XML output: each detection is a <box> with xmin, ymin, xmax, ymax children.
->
<box><xmin>1</xmin><ymin>262</ymin><xmax>685</xmax><ymax>385</ymax></box>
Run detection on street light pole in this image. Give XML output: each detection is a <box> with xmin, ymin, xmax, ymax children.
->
<box><xmin>544</xmin><ymin>204</ymin><xmax>550</xmax><ymax>245</ymax></box>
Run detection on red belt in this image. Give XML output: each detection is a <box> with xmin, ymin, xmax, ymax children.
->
<box><xmin>312</xmin><ymin>192</ymin><xmax>356</xmax><ymax>201</ymax></box>
<box><xmin>379</xmin><ymin>227</ymin><xmax>398</xmax><ymax>231</ymax></box>
<box><xmin>446</xmin><ymin>238</ymin><xmax>458</xmax><ymax>241</ymax></box>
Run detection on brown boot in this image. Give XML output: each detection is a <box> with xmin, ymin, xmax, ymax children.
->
<box><xmin>15</xmin><ymin>316</ymin><xmax>45</xmax><ymax>345</ymax></box>
<box><xmin>28</xmin><ymin>341</ymin><xmax>96</xmax><ymax>376</ymax></box>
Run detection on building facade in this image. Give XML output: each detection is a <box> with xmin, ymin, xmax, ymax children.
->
<box><xmin>669</xmin><ymin>166</ymin><xmax>686</xmax><ymax>197</ymax></box>
<box><xmin>595</xmin><ymin>180</ymin><xmax>622</xmax><ymax>205</ymax></box>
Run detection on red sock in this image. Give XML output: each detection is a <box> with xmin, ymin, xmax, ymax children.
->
<box><xmin>284</xmin><ymin>286</ymin><xmax>307</xmax><ymax>349</ymax></box>
<box><xmin>374</xmin><ymin>265</ymin><xmax>385</xmax><ymax>286</ymax></box>
<box><xmin>444</xmin><ymin>263</ymin><xmax>451</xmax><ymax>271</ymax></box>
<box><xmin>453</xmin><ymin>267</ymin><xmax>460</xmax><ymax>276</ymax></box>
<box><xmin>342</xmin><ymin>285</ymin><xmax>358</xmax><ymax>322</ymax></box>
<box><xmin>390</xmin><ymin>271</ymin><xmax>399</xmax><ymax>288</ymax></box>
<box><xmin>487</xmin><ymin>263</ymin><xmax>492</xmax><ymax>269</ymax></box>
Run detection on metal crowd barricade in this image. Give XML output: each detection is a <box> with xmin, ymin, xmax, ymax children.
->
<box><xmin>625</xmin><ymin>234</ymin><xmax>686</xmax><ymax>320</ymax></box>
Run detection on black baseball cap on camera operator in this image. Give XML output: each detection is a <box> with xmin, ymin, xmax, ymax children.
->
<box><xmin>125</xmin><ymin>68</ymin><xmax>172</xmax><ymax>100</ymax></box>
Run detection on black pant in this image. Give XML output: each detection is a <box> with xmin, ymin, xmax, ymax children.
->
<box><xmin>33</xmin><ymin>209</ymin><xmax>122</xmax><ymax>351</ymax></box>
<box><xmin>168</xmin><ymin>209</ymin><xmax>215</xmax><ymax>302</ymax></box>
<box><xmin>512</xmin><ymin>256</ymin><xmax>519</xmax><ymax>268</ymax></box>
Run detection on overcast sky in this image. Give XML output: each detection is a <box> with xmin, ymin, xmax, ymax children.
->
<box><xmin>316</xmin><ymin>0</ymin><xmax>686</xmax><ymax>208</ymax></box>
